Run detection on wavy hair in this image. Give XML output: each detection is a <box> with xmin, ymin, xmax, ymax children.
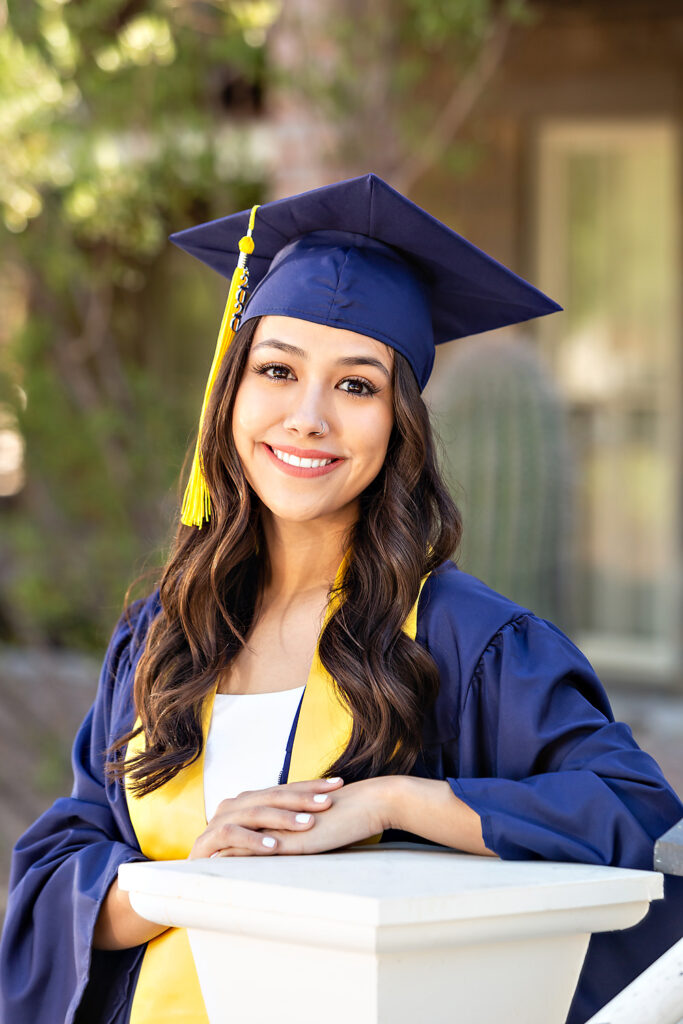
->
<box><xmin>108</xmin><ymin>316</ymin><xmax>462</xmax><ymax>796</ymax></box>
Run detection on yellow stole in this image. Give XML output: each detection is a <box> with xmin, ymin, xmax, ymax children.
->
<box><xmin>125</xmin><ymin>555</ymin><xmax>430</xmax><ymax>1023</ymax></box>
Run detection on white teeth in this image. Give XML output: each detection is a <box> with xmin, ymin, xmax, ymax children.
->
<box><xmin>271</xmin><ymin>447</ymin><xmax>334</xmax><ymax>469</ymax></box>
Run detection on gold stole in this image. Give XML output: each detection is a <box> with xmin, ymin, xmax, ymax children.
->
<box><xmin>125</xmin><ymin>556</ymin><xmax>430</xmax><ymax>1023</ymax></box>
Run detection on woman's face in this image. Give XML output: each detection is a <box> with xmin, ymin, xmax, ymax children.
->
<box><xmin>232</xmin><ymin>315</ymin><xmax>394</xmax><ymax>526</ymax></box>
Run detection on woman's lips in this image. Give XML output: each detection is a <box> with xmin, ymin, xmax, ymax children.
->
<box><xmin>262</xmin><ymin>443</ymin><xmax>345</xmax><ymax>478</ymax></box>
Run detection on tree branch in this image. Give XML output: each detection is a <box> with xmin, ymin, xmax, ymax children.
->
<box><xmin>68</xmin><ymin>280</ymin><xmax>134</xmax><ymax>414</ymax></box>
<box><xmin>390</xmin><ymin>14</ymin><xmax>513</xmax><ymax>195</ymax></box>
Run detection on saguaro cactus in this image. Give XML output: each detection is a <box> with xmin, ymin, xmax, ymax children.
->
<box><xmin>428</xmin><ymin>332</ymin><xmax>574</xmax><ymax>629</ymax></box>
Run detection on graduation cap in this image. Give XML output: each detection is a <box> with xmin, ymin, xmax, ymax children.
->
<box><xmin>169</xmin><ymin>173</ymin><xmax>562</xmax><ymax>527</ymax></box>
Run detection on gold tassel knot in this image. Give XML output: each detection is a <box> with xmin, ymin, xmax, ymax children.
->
<box><xmin>181</xmin><ymin>205</ymin><xmax>259</xmax><ymax>528</ymax></box>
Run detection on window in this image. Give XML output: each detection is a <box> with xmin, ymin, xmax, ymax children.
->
<box><xmin>535</xmin><ymin>120</ymin><xmax>681</xmax><ymax>684</ymax></box>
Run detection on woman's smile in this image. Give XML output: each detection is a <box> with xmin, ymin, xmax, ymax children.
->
<box><xmin>262</xmin><ymin>442</ymin><xmax>346</xmax><ymax>477</ymax></box>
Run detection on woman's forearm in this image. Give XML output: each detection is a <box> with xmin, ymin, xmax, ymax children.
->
<box><xmin>93</xmin><ymin>876</ymin><xmax>170</xmax><ymax>950</ymax></box>
<box><xmin>93</xmin><ymin>777</ymin><xmax>493</xmax><ymax>951</ymax></box>
<box><xmin>381</xmin><ymin>775</ymin><xmax>497</xmax><ymax>856</ymax></box>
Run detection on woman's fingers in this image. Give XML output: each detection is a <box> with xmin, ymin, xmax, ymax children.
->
<box><xmin>189</xmin><ymin>778</ymin><xmax>345</xmax><ymax>860</ymax></box>
<box><xmin>258</xmin><ymin>777</ymin><xmax>344</xmax><ymax>801</ymax></box>
<box><xmin>226</xmin><ymin>805</ymin><xmax>318</xmax><ymax>832</ymax></box>
<box><xmin>257</xmin><ymin>777</ymin><xmax>344</xmax><ymax>801</ymax></box>
<box><xmin>190</xmin><ymin>823</ymin><xmax>280</xmax><ymax>860</ymax></box>
<box><xmin>290</xmin><ymin>777</ymin><xmax>344</xmax><ymax>792</ymax></box>
<box><xmin>222</xmin><ymin>777</ymin><xmax>344</xmax><ymax>816</ymax></box>
<box><xmin>210</xmin><ymin>848</ymin><xmax>258</xmax><ymax>858</ymax></box>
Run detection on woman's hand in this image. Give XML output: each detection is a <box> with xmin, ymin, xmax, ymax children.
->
<box><xmin>189</xmin><ymin>776</ymin><xmax>348</xmax><ymax>859</ymax></box>
<box><xmin>261</xmin><ymin>777</ymin><xmax>389</xmax><ymax>855</ymax></box>
<box><xmin>261</xmin><ymin>776</ymin><xmax>492</xmax><ymax>857</ymax></box>
<box><xmin>191</xmin><ymin>775</ymin><xmax>492</xmax><ymax>860</ymax></box>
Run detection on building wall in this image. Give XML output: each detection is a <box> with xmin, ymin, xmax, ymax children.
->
<box><xmin>422</xmin><ymin>1</ymin><xmax>683</xmax><ymax>687</ymax></box>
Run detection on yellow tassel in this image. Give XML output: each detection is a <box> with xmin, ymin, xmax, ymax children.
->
<box><xmin>181</xmin><ymin>205</ymin><xmax>259</xmax><ymax>528</ymax></box>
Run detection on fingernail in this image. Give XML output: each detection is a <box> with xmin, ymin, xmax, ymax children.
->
<box><xmin>313</xmin><ymin>794</ymin><xmax>328</xmax><ymax>803</ymax></box>
<box><xmin>262</xmin><ymin>837</ymin><xmax>276</xmax><ymax>848</ymax></box>
<box><xmin>296</xmin><ymin>813</ymin><xmax>312</xmax><ymax>823</ymax></box>
<box><xmin>327</xmin><ymin>777</ymin><xmax>342</xmax><ymax>783</ymax></box>
<box><xmin>210</xmin><ymin>851</ymin><xmax>221</xmax><ymax>859</ymax></box>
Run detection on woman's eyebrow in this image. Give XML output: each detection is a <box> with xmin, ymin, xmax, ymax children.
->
<box><xmin>251</xmin><ymin>339</ymin><xmax>391</xmax><ymax>379</ymax></box>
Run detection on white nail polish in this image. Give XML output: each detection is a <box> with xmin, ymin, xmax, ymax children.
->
<box><xmin>210</xmin><ymin>851</ymin><xmax>221</xmax><ymax>859</ymax></box>
<box><xmin>296</xmin><ymin>813</ymin><xmax>312</xmax><ymax>823</ymax></box>
<box><xmin>327</xmin><ymin>777</ymin><xmax>342</xmax><ymax>783</ymax></box>
<box><xmin>313</xmin><ymin>794</ymin><xmax>328</xmax><ymax>803</ymax></box>
<box><xmin>262</xmin><ymin>837</ymin><xmax>276</xmax><ymax>848</ymax></box>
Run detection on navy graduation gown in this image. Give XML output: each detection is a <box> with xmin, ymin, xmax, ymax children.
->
<box><xmin>0</xmin><ymin>594</ymin><xmax>155</xmax><ymax>1024</ymax></box>
<box><xmin>1</xmin><ymin>560</ymin><xmax>681</xmax><ymax>1024</ymax></box>
<box><xmin>411</xmin><ymin>563</ymin><xmax>683</xmax><ymax>1024</ymax></box>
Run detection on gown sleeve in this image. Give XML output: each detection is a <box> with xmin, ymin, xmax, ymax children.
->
<box><xmin>447</xmin><ymin>613</ymin><xmax>683</xmax><ymax>867</ymax></box>
<box><xmin>0</xmin><ymin>594</ymin><xmax>158</xmax><ymax>1024</ymax></box>
<box><xmin>438</xmin><ymin>611</ymin><xmax>683</xmax><ymax>1024</ymax></box>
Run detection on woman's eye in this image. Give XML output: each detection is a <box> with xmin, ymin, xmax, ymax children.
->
<box><xmin>253</xmin><ymin>362</ymin><xmax>292</xmax><ymax>380</ymax></box>
<box><xmin>338</xmin><ymin>378</ymin><xmax>379</xmax><ymax>397</ymax></box>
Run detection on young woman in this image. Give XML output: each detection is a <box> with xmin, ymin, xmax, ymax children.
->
<box><xmin>2</xmin><ymin>174</ymin><xmax>681</xmax><ymax>1024</ymax></box>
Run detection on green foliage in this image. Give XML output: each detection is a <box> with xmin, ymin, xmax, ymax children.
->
<box><xmin>0</xmin><ymin>0</ymin><xmax>269</xmax><ymax>648</ymax></box>
<box><xmin>396</xmin><ymin>0</ymin><xmax>534</xmax><ymax>67</ymax></box>
<box><xmin>0</xmin><ymin>0</ymin><xmax>532</xmax><ymax>649</ymax></box>
<box><xmin>270</xmin><ymin>0</ymin><xmax>532</xmax><ymax>137</ymax></box>
<box><xmin>2</xmin><ymin>0</ymin><xmax>268</xmax><ymax>235</ymax></box>
<box><xmin>400</xmin><ymin>0</ymin><xmax>494</xmax><ymax>51</ymax></box>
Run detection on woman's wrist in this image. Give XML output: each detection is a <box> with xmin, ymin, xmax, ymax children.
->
<box><xmin>375</xmin><ymin>774</ymin><xmax>495</xmax><ymax>856</ymax></box>
<box><xmin>363</xmin><ymin>773</ymin><xmax>426</xmax><ymax>833</ymax></box>
<box><xmin>376</xmin><ymin>774</ymin><xmax>415</xmax><ymax>832</ymax></box>
<box><xmin>359</xmin><ymin>773</ymin><xmax>428</xmax><ymax>833</ymax></box>
<box><xmin>363</xmin><ymin>774</ymin><xmax>406</xmax><ymax>832</ymax></box>
<box><xmin>93</xmin><ymin>876</ymin><xmax>169</xmax><ymax>951</ymax></box>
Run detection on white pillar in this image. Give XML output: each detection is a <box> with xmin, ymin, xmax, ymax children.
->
<box><xmin>119</xmin><ymin>843</ymin><xmax>662</xmax><ymax>1024</ymax></box>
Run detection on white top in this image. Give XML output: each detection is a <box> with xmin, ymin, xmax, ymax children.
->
<box><xmin>203</xmin><ymin>687</ymin><xmax>306</xmax><ymax>821</ymax></box>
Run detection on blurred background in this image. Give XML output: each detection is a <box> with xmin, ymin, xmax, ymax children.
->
<box><xmin>1</xmin><ymin>0</ymin><xmax>681</xmax><ymax>910</ymax></box>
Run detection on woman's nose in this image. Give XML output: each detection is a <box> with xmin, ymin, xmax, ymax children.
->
<box><xmin>281</xmin><ymin>385</ymin><xmax>331</xmax><ymax>436</ymax></box>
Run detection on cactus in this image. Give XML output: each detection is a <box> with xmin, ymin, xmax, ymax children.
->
<box><xmin>427</xmin><ymin>332</ymin><xmax>574</xmax><ymax>630</ymax></box>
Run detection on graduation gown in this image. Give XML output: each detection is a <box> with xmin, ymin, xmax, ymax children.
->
<box><xmin>2</xmin><ymin>559</ymin><xmax>682</xmax><ymax>1024</ymax></box>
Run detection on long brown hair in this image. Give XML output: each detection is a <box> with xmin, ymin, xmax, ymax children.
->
<box><xmin>108</xmin><ymin>317</ymin><xmax>462</xmax><ymax>796</ymax></box>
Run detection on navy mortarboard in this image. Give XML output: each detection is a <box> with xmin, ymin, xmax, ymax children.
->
<box><xmin>169</xmin><ymin>173</ymin><xmax>562</xmax><ymax>526</ymax></box>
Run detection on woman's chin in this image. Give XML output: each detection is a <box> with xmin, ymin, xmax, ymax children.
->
<box><xmin>263</xmin><ymin>505</ymin><xmax>339</xmax><ymax>525</ymax></box>
<box><xmin>257</xmin><ymin>494</ymin><xmax>356</xmax><ymax>526</ymax></box>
